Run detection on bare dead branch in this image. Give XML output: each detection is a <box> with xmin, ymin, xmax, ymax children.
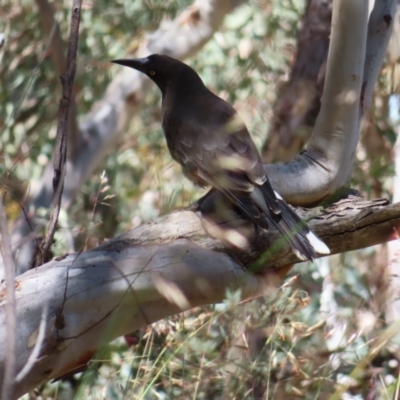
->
<box><xmin>35</xmin><ymin>0</ymin><xmax>82</xmax><ymax>267</ymax></box>
<box><xmin>34</xmin><ymin>0</ymin><xmax>80</xmax><ymax>153</ymax></box>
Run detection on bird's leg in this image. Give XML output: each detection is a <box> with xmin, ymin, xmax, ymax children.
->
<box><xmin>188</xmin><ymin>188</ymin><xmax>216</xmax><ymax>211</ymax></box>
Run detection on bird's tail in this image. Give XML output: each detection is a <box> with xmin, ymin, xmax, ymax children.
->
<box><xmin>252</xmin><ymin>187</ymin><xmax>330</xmax><ymax>261</ymax></box>
<box><xmin>270</xmin><ymin>196</ymin><xmax>329</xmax><ymax>261</ymax></box>
<box><xmin>207</xmin><ymin>181</ymin><xmax>330</xmax><ymax>261</ymax></box>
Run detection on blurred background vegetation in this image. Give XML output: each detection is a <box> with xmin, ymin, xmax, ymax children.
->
<box><xmin>2</xmin><ymin>0</ymin><xmax>400</xmax><ymax>398</ymax></box>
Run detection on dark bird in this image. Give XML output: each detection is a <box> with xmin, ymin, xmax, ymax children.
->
<box><xmin>112</xmin><ymin>54</ymin><xmax>329</xmax><ymax>261</ymax></box>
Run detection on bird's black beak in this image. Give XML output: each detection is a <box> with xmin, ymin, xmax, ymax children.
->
<box><xmin>111</xmin><ymin>58</ymin><xmax>147</xmax><ymax>72</ymax></box>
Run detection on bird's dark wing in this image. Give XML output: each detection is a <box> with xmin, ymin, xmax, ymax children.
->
<box><xmin>169</xmin><ymin>95</ymin><xmax>281</xmax><ymax>214</ymax></box>
<box><xmin>167</xmin><ymin>96</ymin><xmax>254</xmax><ymax>185</ymax></box>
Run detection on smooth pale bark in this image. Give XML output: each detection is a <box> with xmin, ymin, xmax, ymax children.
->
<box><xmin>364</xmin><ymin>0</ymin><xmax>398</xmax><ymax>112</ymax></box>
<box><xmin>9</xmin><ymin>0</ymin><xmax>247</xmax><ymax>276</ymax></box>
<box><xmin>1</xmin><ymin>196</ymin><xmax>400</xmax><ymax>397</ymax></box>
<box><xmin>265</xmin><ymin>0</ymin><xmax>395</xmax><ymax>205</ymax></box>
<box><xmin>2</xmin><ymin>230</ymin><xmax>274</xmax><ymax>398</ymax></box>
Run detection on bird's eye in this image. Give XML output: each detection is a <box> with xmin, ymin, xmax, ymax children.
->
<box><xmin>149</xmin><ymin>70</ymin><xmax>156</xmax><ymax>76</ymax></box>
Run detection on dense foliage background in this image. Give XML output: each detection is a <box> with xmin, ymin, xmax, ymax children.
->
<box><xmin>1</xmin><ymin>0</ymin><xmax>400</xmax><ymax>398</ymax></box>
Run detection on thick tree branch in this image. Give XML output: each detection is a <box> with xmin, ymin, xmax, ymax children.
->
<box><xmin>265</xmin><ymin>0</ymin><xmax>396</xmax><ymax>206</ymax></box>
<box><xmin>0</xmin><ymin>196</ymin><xmax>399</xmax><ymax>397</ymax></box>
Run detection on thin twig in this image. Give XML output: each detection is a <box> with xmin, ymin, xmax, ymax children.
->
<box><xmin>0</xmin><ymin>196</ymin><xmax>17</xmax><ymax>400</ymax></box>
<box><xmin>34</xmin><ymin>0</ymin><xmax>80</xmax><ymax>152</ymax></box>
<box><xmin>35</xmin><ymin>0</ymin><xmax>82</xmax><ymax>267</ymax></box>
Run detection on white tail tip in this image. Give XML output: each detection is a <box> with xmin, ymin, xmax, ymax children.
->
<box><xmin>306</xmin><ymin>232</ymin><xmax>330</xmax><ymax>255</ymax></box>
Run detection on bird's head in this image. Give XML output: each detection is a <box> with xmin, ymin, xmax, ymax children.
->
<box><xmin>112</xmin><ymin>54</ymin><xmax>203</xmax><ymax>95</ymax></box>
